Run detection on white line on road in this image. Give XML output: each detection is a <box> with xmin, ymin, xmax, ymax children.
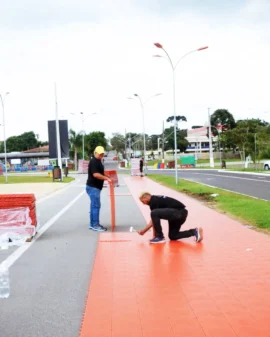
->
<box><xmin>0</xmin><ymin>190</ymin><xmax>85</xmax><ymax>270</ymax></box>
<box><xmin>181</xmin><ymin>178</ymin><xmax>270</xmax><ymax>202</ymax></box>
<box><xmin>36</xmin><ymin>178</ymin><xmax>80</xmax><ymax>204</ymax></box>
<box><xmin>192</xmin><ymin>173</ymin><xmax>270</xmax><ymax>183</ymax></box>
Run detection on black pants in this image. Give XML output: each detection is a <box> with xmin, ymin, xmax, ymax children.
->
<box><xmin>151</xmin><ymin>208</ymin><xmax>195</xmax><ymax>240</ymax></box>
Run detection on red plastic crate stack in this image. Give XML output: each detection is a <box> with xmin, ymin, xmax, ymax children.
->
<box><xmin>0</xmin><ymin>194</ymin><xmax>37</xmax><ymax>227</ymax></box>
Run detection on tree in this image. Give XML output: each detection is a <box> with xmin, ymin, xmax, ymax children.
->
<box><xmin>148</xmin><ymin>134</ymin><xmax>159</xmax><ymax>150</ymax></box>
<box><xmin>110</xmin><ymin>133</ymin><xmax>125</xmax><ymax>154</ymax></box>
<box><xmin>85</xmin><ymin>131</ymin><xmax>107</xmax><ymax>157</ymax></box>
<box><xmin>5</xmin><ymin>131</ymin><xmax>39</xmax><ymax>152</ymax></box>
<box><xmin>254</xmin><ymin>125</ymin><xmax>270</xmax><ymax>161</ymax></box>
<box><xmin>177</xmin><ymin>129</ymin><xmax>189</xmax><ymax>152</ymax></box>
<box><xmin>69</xmin><ymin>129</ymin><xmax>82</xmax><ymax>171</ymax></box>
<box><xmin>210</xmin><ymin>109</ymin><xmax>236</xmax><ymax>135</ymax></box>
<box><xmin>6</xmin><ymin>136</ymin><xmax>21</xmax><ymax>152</ymax></box>
<box><xmin>38</xmin><ymin>140</ymin><xmax>49</xmax><ymax>147</ymax></box>
<box><xmin>163</xmin><ymin>126</ymin><xmax>188</xmax><ymax>153</ymax></box>
<box><xmin>221</xmin><ymin>119</ymin><xmax>270</xmax><ymax>162</ymax></box>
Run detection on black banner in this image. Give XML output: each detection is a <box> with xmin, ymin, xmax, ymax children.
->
<box><xmin>48</xmin><ymin>120</ymin><xmax>69</xmax><ymax>159</ymax></box>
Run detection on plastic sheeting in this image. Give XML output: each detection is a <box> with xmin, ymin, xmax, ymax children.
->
<box><xmin>0</xmin><ymin>207</ymin><xmax>36</xmax><ymax>246</ymax></box>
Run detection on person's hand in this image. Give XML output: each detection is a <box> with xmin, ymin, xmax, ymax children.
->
<box><xmin>137</xmin><ymin>230</ymin><xmax>145</xmax><ymax>236</ymax></box>
<box><xmin>107</xmin><ymin>178</ymin><xmax>112</xmax><ymax>184</ymax></box>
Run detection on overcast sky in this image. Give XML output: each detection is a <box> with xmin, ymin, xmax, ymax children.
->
<box><xmin>0</xmin><ymin>0</ymin><xmax>269</xmax><ymax>141</ymax></box>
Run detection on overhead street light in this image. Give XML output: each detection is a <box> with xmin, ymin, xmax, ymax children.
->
<box><xmin>153</xmin><ymin>42</ymin><xmax>208</xmax><ymax>184</ymax></box>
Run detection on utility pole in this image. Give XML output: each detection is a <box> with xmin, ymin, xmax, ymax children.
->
<box><xmin>255</xmin><ymin>133</ymin><xmax>257</xmax><ymax>170</ymax></box>
<box><xmin>208</xmin><ymin>107</ymin><xmax>214</xmax><ymax>168</ymax></box>
<box><xmin>54</xmin><ymin>83</ymin><xmax>63</xmax><ymax>181</ymax></box>
<box><xmin>128</xmin><ymin>134</ymin><xmax>131</xmax><ymax>160</ymax></box>
<box><xmin>162</xmin><ymin>120</ymin><xmax>165</xmax><ymax>161</ymax></box>
<box><xmin>124</xmin><ymin>129</ymin><xmax>127</xmax><ymax>159</ymax></box>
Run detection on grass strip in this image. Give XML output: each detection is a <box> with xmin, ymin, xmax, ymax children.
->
<box><xmin>0</xmin><ymin>176</ymin><xmax>75</xmax><ymax>184</ymax></box>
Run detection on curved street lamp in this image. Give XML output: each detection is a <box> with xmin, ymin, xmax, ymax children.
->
<box><xmin>127</xmin><ymin>93</ymin><xmax>162</xmax><ymax>172</ymax></box>
<box><xmin>153</xmin><ymin>42</ymin><xmax>208</xmax><ymax>184</ymax></box>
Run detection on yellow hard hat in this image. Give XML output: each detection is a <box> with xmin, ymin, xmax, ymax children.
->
<box><xmin>94</xmin><ymin>146</ymin><xmax>105</xmax><ymax>154</ymax></box>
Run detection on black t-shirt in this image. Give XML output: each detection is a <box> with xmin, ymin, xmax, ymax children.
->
<box><xmin>86</xmin><ymin>157</ymin><xmax>105</xmax><ymax>190</ymax></box>
<box><xmin>149</xmin><ymin>195</ymin><xmax>186</xmax><ymax>210</ymax></box>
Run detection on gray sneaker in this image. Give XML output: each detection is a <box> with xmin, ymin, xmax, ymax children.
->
<box><xmin>194</xmin><ymin>227</ymin><xmax>203</xmax><ymax>242</ymax></box>
<box><xmin>89</xmin><ymin>224</ymin><xmax>107</xmax><ymax>232</ymax></box>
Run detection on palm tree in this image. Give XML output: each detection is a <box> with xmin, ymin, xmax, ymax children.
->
<box><xmin>69</xmin><ymin>129</ymin><xmax>82</xmax><ymax>171</ymax></box>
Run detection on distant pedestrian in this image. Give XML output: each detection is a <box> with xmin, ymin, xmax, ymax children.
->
<box><xmin>86</xmin><ymin>146</ymin><xmax>112</xmax><ymax>232</ymax></box>
<box><xmin>139</xmin><ymin>157</ymin><xmax>144</xmax><ymax>177</ymax></box>
<box><xmin>138</xmin><ymin>192</ymin><xmax>204</xmax><ymax>244</ymax></box>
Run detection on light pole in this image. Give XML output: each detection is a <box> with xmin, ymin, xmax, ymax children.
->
<box><xmin>0</xmin><ymin>92</ymin><xmax>9</xmax><ymax>183</ymax></box>
<box><xmin>153</xmin><ymin>42</ymin><xmax>208</xmax><ymax>184</ymax></box>
<box><xmin>70</xmin><ymin>112</ymin><xmax>97</xmax><ymax>160</ymax></box>
<box><xmin>134</xmin><ymin>94</ymin><xmax>146</xmax><ymax>160</ymax></box>
<box><xmin>127</xmin><ymin>93</ymin><xmax>162</xmax><ymax>171</ymax></box>
<box><xmin>208</xmin><ymin>108</ymin><xmax>215</xmax><ymax>168</ymax></box>
<box><xmin>210</xmin><ymin>124</ymin><xmax>222</xmax><ymax>166</ymax></box>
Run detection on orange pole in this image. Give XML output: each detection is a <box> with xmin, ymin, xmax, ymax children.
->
<box><xmin>109</xmin><ymin>183</ymin><xmax>116</xmax><ymax>231</ymax></box>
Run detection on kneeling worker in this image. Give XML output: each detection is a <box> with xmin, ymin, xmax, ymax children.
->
<box><xmin>138</xmin><ymin>192</ymin><xmax>203</xmax><ymax>244</ymax></box>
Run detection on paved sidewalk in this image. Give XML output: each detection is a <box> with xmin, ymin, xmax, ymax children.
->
<box><xmin>80</xmin><ymin>176</ymin><xmax>270</xmax><ymax>337</ymax></box>
<box><xmin>0</xmin><ymin>182</ymin><xmax>73</xmax><ymax>201</ymax></box>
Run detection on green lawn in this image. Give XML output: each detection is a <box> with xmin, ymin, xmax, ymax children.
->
<box><xmin>0</xmin><ymin>176</ymin><xmax>75</xmax><ymax>184</ymax></box>
<box><xmin>149</xmin><ymin>174</ymin><xmax>270</xmax><ymax>232</ymax></box>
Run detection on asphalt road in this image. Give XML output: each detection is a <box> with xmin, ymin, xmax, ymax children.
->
<box><xmin>147</xmin><ymin>169</ymin><xmax>270</xmax><ymax>201</ymax></box>
<box><xmin>0</xmin><ymin>173</ymin><xmax>145</xmax><ymax>337</ymax></box>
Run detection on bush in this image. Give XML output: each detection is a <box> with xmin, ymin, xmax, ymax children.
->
<box><xmin>260</xmin><ymin>146</ymin><xmax>270</xmax><ymax>159</ymax></box>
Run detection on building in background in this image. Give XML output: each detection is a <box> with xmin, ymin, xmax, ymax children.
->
<box><xmin>185</xmin><ymin>126</ymin><xmax>222</xmax><ymax>156</ymax></box>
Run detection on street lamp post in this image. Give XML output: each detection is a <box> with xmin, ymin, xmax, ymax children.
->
<box><xmin>134</xmin><ymin>94</ymin><xmax>146</xmax><ymax>160</ymax></box>
<box><xmin>158</xmin><ymin>137</ymin><xmax>161</xmax><ymax>157</ymax></box>
<box><xmin>128</xmin><ymin>93</ymin><xmax>162</xmax><ymax>173</ymax></box>
<box><xmin>0</xmin><ymin>92</ymin><xmax>9</xmax><ymax>183</ymax></box>
<box><xmin>210</xmin><ymin>124</ymin><xmax>222</xmax><ymax>166</ymax></box>
<box><xmin>70</xmin><ymin>112</ymin><xmax>97</xmax><ymax>160</ymax></box>
<box><xmin>208</xmin><ymin>108</ymin><xmax>215</xmax><ymax>168</ymax></box>
<box><xmin>153</xmin><ymin>43</ymin><xmax>208</xmax><ymax>184</ymax></box>
<box><xmin>80</xmin><ymin>112</ymin><xmax>85</xmax><ymax>160</ymax></box>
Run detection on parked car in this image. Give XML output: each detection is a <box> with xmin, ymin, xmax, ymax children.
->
<box><xmin>263</xmin><ymin>160</ymin><xmax>270</xmax><ymax>170</ymax></box>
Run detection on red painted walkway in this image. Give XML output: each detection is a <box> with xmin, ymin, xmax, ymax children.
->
<box><xmin>80</xmin><ymin>177</ymin><xmax>270</xmax><ymax>337</ymax></box>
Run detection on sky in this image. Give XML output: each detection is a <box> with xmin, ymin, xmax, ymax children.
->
<box><xmin>0</xmin><ymin>0</ymin><xmax>270</xmax><ymax>142</ymax></box>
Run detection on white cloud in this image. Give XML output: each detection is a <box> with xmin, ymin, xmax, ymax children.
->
<box><xmin>0</xmin><ymin>1</ymin><xmax>269</xmax><ymax>143</ymax></box>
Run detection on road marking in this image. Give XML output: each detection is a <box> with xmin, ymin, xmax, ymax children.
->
<box><xmin>191</xmin><ymin>172</ymin><xmax>270</xmax><ymax>183</ymax></box>
<box><xmin>36</xmin><ymin>178</ymin><xmax>80</xmax><ymax>204</ymax></box>
<box><xmin>217</xmin><ymin>170</ymin><xmax>270</xmax><ymax>177</ymax></box>
<box><xmin>181</xmin><ymin>178</ymin><xmax>269</xmax><ymax>202</ymax></box>
<box><xmin>0</xmin><ymin>190</ymin><xmax>85</xmax><ymax>270</ymax></box>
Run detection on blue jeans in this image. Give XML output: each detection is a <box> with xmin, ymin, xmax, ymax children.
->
<box><xmin>86</xmin><ymin>186</ymin><xmax>101</xmax><ymax>227</ymax></box>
